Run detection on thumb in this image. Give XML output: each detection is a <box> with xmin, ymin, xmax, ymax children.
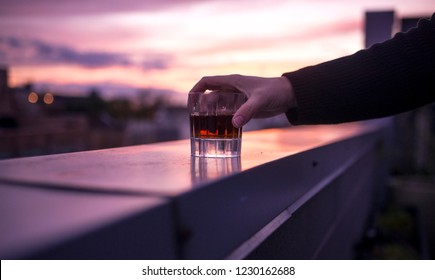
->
<box><xmin>232</xmin><ymin>97</ymin><xmax>262</xmax><ymax>128</ymax></box>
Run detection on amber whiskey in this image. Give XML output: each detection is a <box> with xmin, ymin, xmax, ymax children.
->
<box><xmin>190</xmin><ymin>114</ymin><xmax>241</xmax><ymax>139</ymax></box>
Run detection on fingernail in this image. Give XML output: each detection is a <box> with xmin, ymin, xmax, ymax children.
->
<box><xmin>233</xmin><ymin>115</ymin><xmax>245</xmax><ymax>128</ymax></box>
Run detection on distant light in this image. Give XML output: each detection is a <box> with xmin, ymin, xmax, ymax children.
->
<box><xmin>43</xmin><ymin>92</ymin><xmax>54</xmax><ymax>105</ymax></box>
<box><xmin>28</xmin><ymin>92</ymin><xmax>38</xmax><ymax>104</ymax></box>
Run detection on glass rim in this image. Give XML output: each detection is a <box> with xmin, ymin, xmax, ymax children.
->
<box><xmin>188</xmin><ymin>90</ymin><xmax>245</xmax><ymax>96</ymax></box>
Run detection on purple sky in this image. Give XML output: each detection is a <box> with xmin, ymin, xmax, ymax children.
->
<box><xmin>0</xmin><ymin>0</ymin><xmax>202</xmax><ymax>16</ymax></box>
<box><xmin>0</xmin><ymin>0</ymin><xmax>434</xmax><ymax>99</ymax></box>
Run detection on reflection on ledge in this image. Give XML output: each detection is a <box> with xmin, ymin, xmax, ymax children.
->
<box><xmin>191</xmin><ymin>156</ymin><xmax>241</xmax><ymax>185</ymax></box>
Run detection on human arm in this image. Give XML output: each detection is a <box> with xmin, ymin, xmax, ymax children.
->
<box><xmin>284</xmin><ymin>13</ymin><xmax>435</xmax><ymax>124</ymax></box>
<box><xmin>190</xmin><ymin>13</ymin><xmax>435</xmax><ymax>127</ymax></box>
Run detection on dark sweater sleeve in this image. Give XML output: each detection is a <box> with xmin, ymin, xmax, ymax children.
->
<box><xmin>283</xmin><ymin>13</ymin><xmax>435</xmax><ymax>125</ymax></box>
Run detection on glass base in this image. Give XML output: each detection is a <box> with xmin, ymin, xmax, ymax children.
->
<box><xmin>191</xmin><ymin>138</ymin><xmax>241</xmax><ymax>158</ymax></box>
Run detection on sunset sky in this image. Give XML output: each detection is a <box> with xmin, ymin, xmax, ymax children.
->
<box><xmin>0</xmin><ymin>0</ymin><xmax>434</xmax><ymax>101</ymax></box>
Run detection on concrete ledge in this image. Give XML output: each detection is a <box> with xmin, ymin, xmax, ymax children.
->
<box><xmin>0</xmin><ymin>120</ymin><xmax>391</xmax><ymax>259</ymax></box>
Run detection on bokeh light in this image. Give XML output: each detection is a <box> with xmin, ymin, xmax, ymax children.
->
<box><xmin>28</xmin><ymin>92</ymin><xmax>39</xmax><ymax>104</ymax></box>
<box><xmin>43</xmin><ymin>93</ymin><xmax>54</xmax><ymax>105</ymax></box>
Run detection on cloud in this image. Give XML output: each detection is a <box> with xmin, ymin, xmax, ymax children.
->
<box><xmin>191</xmin><ymin>19</ymin><xmax>361</xmax><ymax>55</ymax></box>
<box><xmin>141</xmin><ymin>57</ymin><xmax>171</xmax><ymax>71</ymax></box>
<box><xmin>0</xmin><ymin>36</ymin><xmax>173</xmax><ymax>71</ymax></box>
<box><xmin>0</xmin><ymin>0</ymin><xmax>204</xmax><ymax>16</ymax></box>
<box><xmin>305</xmin><ymin>19</ymin><xmax>362</xmax><ymax>39</ymax></box>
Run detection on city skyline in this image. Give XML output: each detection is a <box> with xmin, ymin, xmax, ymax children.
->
<box><xmin>1</xmin><ymin>0</ymin><xmax>434</xmax><ymax>100</ymax></box>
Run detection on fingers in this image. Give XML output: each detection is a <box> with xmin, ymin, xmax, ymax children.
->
<box><xmin>189</xmin><ymin>77</ymin><xmax>209</xmax><ymax>92</ymax></box>
<box><xmin>191</xmin><ymin>74</ymin><xmax>261</xmax><ymax>128</ymax></box>
<box><xmin>189</xmin><ymin>75</ymin><xmax>242</xmax><ymax>93</ymax></box>
<box><xmin>190</xmin><ymin>74</ymin><xmax>264</xmax><ymax>128</ymax></box>
<box><xmin>232</xmin><ymin>96</ymin><xmax>263</xmax><ymax>128</ymax></box>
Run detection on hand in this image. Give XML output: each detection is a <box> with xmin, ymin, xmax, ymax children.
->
<box><xmin>190</xmin><ymin>74</ymin><xmax>296</xmax><ymax>128</ymax></box>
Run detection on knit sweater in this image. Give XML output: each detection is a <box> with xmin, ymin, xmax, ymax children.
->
<box><xmin>283</xmin><ymin>13</ymin><xmax>435</xmax><ymax>125</ymax></box>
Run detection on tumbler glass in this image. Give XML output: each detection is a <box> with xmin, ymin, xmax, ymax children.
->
<box><xmin>188</xmin><ymin>91</ymin><xmax>246</xmax><ymax>157</ymax></box>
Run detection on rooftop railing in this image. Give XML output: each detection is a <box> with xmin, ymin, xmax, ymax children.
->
<box><xmin>0</xmin><ymin>119</ymin><xmax>392</xmax><ymax>259</ymax></box>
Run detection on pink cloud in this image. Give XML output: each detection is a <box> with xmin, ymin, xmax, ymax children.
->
<box><xmin>0</xmin><ymin>36</ymin><xmax>173</xmax><ymax>70</ymax></box>
<box><xmin>0</xmin><ymin>0</ymin><xmax>203</xmax><ymax>16</ymax></box>
<box><xmin>191</xmin><ymin>19</ymin><xmax>362</xmax><ymax>55</ymax></box>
